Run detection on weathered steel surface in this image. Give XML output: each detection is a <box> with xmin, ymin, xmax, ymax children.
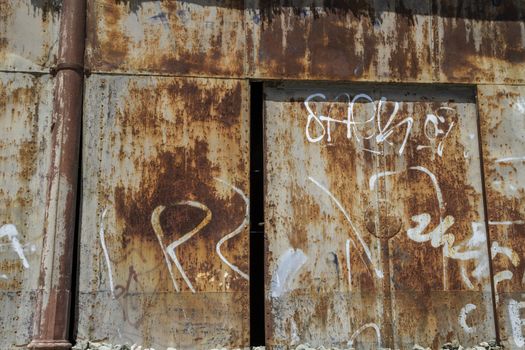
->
<box><xmin>85</xmin><ymin>0</ymin><xmax>245</xmax><ymax>77</ymax></box>
<box><xmin>247</xmin><ymin>0</ymin><xmax>525</xmax><ymax>84</ymax></box>
<box><xmin>434</xmin><ymin>1</ymin><xmax>525</xmax><ymax>84</ymax></box>
<box><xmin>85</xmin><ymin>0</ymin><xmax>525</xmax><ymax>83</ymax></box>
<box><xmin>478</xmin><ymin>85</ymin><xmax>525</xmax><ymax>350</ymax></box>
<box><xmin>246</xmin><ymin>0</ymin><xmax>433</xmax><ymax>82</ymax></box>
<box><xmin>264</xmin><ymin>82</ymin><xmax>494</xmax><ymax>349</ymax></box>
<box><xmin>0</xmin><ymin>0</ymin><xmax>61</xmax><ymax>72</ymax></box>
<box><xmin>77</xmin><ymin>75</ymin><xmax>250</xmax><ymax>349</ymax></box>
<box><xmin>0</xmin><ymin>73</ymin><xmax>54</xmax><ymax>348</ymax></box>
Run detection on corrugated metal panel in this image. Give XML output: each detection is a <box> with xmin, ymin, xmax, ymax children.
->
<box><xmin>0</xmin><ymin>73</ymin><xmax>54</xmax><ymax>348</ymax></box>
<box><xmin>434</xmin><ymin>1</ymin><xmax>525</xmax><ymax>84</ymax></box>
<box><xmin>85</xmin><ymin>0</ymin><xmax>245</xmax><ymax>77</ymax></box>
<box><xmin>246</xmin><ymin>1</ymin><xmax>434</xmax><ymax>82</ymax></box>
<box><xmin>78</xmin><ymin>75</ymin><xmax>250</xmax><ymax>349</ymax></box>
<box><xmin>478</xmin><ymin>85</ymin><xmax>525</xmax><ymax>350</ymax></box>
<box><xmin>0</xmin><ymin>0</ymin><xmax>61</xmax><ymax>72</ymax></box>
<box><xmin>264</xmin><ymin>82</ymin><xmax>494</xmax><ymax>349</ymax></box>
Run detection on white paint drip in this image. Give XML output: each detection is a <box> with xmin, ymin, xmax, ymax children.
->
<box><xmin>508</xmin><ymin>299</ymin><xmax>525</xmax><ymax>347</ymax></box>
<box><xmin>309</xmin><ymin>176</ymin><xmax>383</xmax><ymax>279</ymax></box>
<box><xmin>348</xmin><ymin>322</ymin><xmax>381</xmax><ymax>348</ymax></box>
<box><xmin>0</xmin><ymin>224</ymin><xmax>29</xmax><ymax>269</ymax></box>
<box><xmin>98</xmin><ymin>208</ymin><xmax>115</xmax><ymax>298</ymax></box>
<box><xmin>214</xmin><ymin>178</ymin><xmax>249</xmax><ymax>280</ymax></box>
<box><xmin>271</xmin><ymin>248</ymin><xmax>307</xmax><ymax>297</ymax></box>
<box><xmin>458</xmin><ymin>303</ymin><xmax>477</xmax><ymax>334</ymax></box>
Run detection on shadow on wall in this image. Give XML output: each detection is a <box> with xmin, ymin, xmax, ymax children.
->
<box><xmin>113</xmin><ymin>0</ymin><xmax>524</xmax><ymax>22</ymax></box>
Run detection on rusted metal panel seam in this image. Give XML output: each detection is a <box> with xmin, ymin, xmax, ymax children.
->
<box><xmin>0</xmin><ymin>69</ymin><xmax>52</xmax><ymax>75</ymax></box>
<box><xmin>474</xmin><ymin>85</ymin><xmax>501</xmax><ymax>344</ymax></box>
<box><xmin>84</xmin><ymin>70</ymin><xmax>251</xmax><ymax>81</ymax></box>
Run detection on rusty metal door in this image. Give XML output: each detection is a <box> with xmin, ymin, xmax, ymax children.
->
<box><xmin>77</xmin><ymin>75</ymin><xmax>250</xmax><ymax>349</ymax></box>
<box><xmin>264</xmin><ymin>82</ymin><xmax>495</xmax><ymax>349</ymax></box>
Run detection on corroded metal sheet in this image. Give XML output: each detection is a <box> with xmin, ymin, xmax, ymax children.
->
<box><xmin>78</xmin><ymin>75</ymin><xmax>250</xmax><ymax>349</ymax></box>
<box><xmin>0</xmin><ymin>73</ymin><xmax>53</xmax><ymax>348</ymax></box>
<box><xmin>247</xmin><ymin>0</ymin><xmax>525</xmax><ymax>84</ymax></box>
<box><xmin>434</xmin><ymin>1</ymin><xmax>525</xmax><ymax>84</ymax></box>
<box><xmin>0</xmin><ymin>0</ymin><xmax>61</xmax><ymax>71</ymax></box>
<box><xmin>264</xmin><ymin>82</ymin><xmax>494</xmax><ymax>349</ymax></box>
<box><xmin>478</xmin><ymin>85</ymin><xmax>525</xmax><ymax>350</ymax></box>
<box><xmin>246</xmin><ymin>0</ymin><xmax>433</xmax><ymax>82</ymax></box>
<box><xmin>85</xmin><ymin>0</ymin><xmax>245</xmax><ymax>77</ymax></box>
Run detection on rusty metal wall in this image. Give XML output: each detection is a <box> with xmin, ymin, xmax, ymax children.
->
<box><xmin>263</xmin><ymin>82</ymin><xmax>494</xmax><ymax>349</ymax></box>
<box><xmin>0</xmin><ymin>0</ymin><xmax>520</xmax><ymax>348</ymax></box>
<box><xmin>78</xmin><ymin>0</ymin><xmax>525</xmax><ymax>349</ymax></box>
<box><xmin>246</xmin><ymin>0</ymin><xmax>434</xmax><ymax>82</ymax></box>
<box><xmin>478</xmin><ymin>85</ymin><xmax>525</xmax><ymax>350</ymax></box>
<box><xmin>0</xmin><ymin>73</ymin><xmax>54</xmax><ymax>348</ymax></box>
<box><xmin>77</xmin><ymin>75</ymin><xmax>250</xmax><ymax>349</ymax></box>
<box><xmin>85</xmin><ymin>0</ymin><xmax>525</xmax><ymax>84</ymax></box>
<box><xmin>85</xmin><ymin>0</ymin><xmax>245</xmax><ymax>77</ymax></box>
<box><xmin>247</xmin><ymin>0</ymin><xmax>525</xmax><ymax>83</ymax></box>
<box><xmin>0</xmin><ymin>0</ymin><xmax>61</xmax><ymax>72</ymax></box>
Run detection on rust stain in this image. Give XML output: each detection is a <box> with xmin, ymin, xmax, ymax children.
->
<box><xmin>435</xmin><ymin>1</ymin><xmax>525</xmax><ymax>83</ymax></box>
<box><xmin>87</xmin><ymin>0</ymin><xmax>245</xmax><ymax>77</ymax></box>
<box><xmin>250</xmin><ymin>2</ymin><xmax>433</xmax><ymax>81</ymax></box>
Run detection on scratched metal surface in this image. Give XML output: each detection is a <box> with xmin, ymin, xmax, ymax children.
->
<box><xmin>264</xmin><ymin>82</ymin><xmax>495</xmax><ymax>349</ymax></box>
<box><xmin>0</xmin><ymin>0</ymin><xmax>61</xmax><ymax>72</ymax></box>
<box><xmin>0</xmin><ymin>73</ymin><xmax>54</xmax><ymax>348</ymax></box>
<box><xmin>85</xmin><ymin>0</ymin><xmax>245</xmax><ymax>77</ymax></box>
<box><xmin>77</xmin><ymin>75</ymin><xmax>250</xmax><ymax>349</ymax></box>
<box><xmin>478</xmin><ymin>85</ymin><xmax>525</xmax><ymax>350</ymax></box>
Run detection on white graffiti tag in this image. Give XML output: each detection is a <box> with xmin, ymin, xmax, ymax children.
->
<box><xmin>304</xmin><ymin>93</ymin><xmax>456</xmax><ymax>157</ymax></box>
<box><xmin>152</xmin><ymin>201</ymin><xmax>212</xmax><ymax>293</ymax></box>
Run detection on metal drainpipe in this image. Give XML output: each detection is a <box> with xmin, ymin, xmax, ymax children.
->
<box><xmin>28</xmin><ymin>0</ymin><xmax>86</xmax><ymax>348</ymax></box>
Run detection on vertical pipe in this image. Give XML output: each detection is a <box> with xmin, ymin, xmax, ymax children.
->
<box><xmin>28</xmin><ymin>0</ymin><xmax>86</xmax><ymax>348</ymax></box>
